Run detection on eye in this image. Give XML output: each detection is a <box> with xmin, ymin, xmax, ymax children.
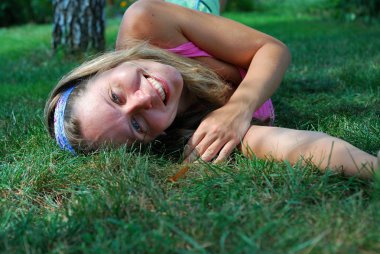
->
<box><xmin>111</xmin><ymin>91</ymin><xmax>121</xmax><ymax>104</ymax></box>
<box><xmin>131</xmin><ymin>117</ymin><xmax>144</xmax><ymax>134</ymax></box>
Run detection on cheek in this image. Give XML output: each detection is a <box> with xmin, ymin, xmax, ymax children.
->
<box><xmin>148</xmin><ymin>111</ymin><xmax>175</xmax><ymax>135</ymax></box>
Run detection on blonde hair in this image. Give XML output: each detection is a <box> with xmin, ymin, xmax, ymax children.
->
<box><xmin>45</xmin><ymin>40</ymin><xmax>231</xmax><ymax>153</ymax></box>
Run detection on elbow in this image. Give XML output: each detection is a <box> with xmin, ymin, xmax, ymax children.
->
<box><xmin>277</xmin><ymin>41</ymin><xmax>291</xmax><ymax>69</ymax></box>
<box><xmin>116</xmin><ymin>1</ymin><xmax>159</xmax><ymax>49</ymax></box>
<box><xmin>267</xmin><ymin>38</ymin><xmax>291</xmax><ymax>68</ymax></box>
<box><xmin>260</xmin><ymin>38</ymin><xmax>291</xmax><ymax>73</ymax></box>
<box><xmin>284</xmin><ymin>44</ymin><xmax>292</xmax><ymax>69</ymax></box>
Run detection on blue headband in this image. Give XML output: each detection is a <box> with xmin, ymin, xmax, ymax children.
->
<box><xmin>54</xmin><ymin>86</ymin><xmax>76</xmax><ymax>155</ymax></box>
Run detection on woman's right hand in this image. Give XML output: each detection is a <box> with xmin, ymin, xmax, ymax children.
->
<box><xmin>184</xmin><ymin>100</ymin><xmax>252</xmax><ymax>163</ymax></box>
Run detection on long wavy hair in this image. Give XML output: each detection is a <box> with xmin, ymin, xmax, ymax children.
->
<box><xmin>45</xmin><ymin>40</ymin><xmax>231</xmax><ymax>154</ymax></box>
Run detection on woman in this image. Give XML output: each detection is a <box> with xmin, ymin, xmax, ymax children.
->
<box><xmin>45</xmin><ymin>0</ymin><xmax>378</xmax><ymax>178</ymax></box>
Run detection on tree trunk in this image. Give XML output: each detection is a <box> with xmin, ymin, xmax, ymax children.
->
<box><xmin>52</xmin><ymin>0</ymin><xmax>105</xmax><ymax>53</ymax></box>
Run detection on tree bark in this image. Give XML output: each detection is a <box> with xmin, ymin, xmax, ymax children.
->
<box><xmin>52</xmin><ymin>0</ymin><xmax>105</xmax><ymax>52</ymax></box>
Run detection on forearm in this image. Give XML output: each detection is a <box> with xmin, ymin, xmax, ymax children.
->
<box><xmin>241</xmin><ymin>126</ymin><xmax>377</xmax><ymax>178</ymax></box>
<box><xmin>228</xmin><ymin>42</ymin><xmax>291</xmax><ymax>115</ymax></box>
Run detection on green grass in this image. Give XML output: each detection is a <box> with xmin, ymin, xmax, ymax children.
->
<box><xmin>1</xmin><ymin>10</ymin><xmax>380</xmax><ymax>253</ymax></box>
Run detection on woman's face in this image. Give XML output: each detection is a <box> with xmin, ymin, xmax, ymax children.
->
<box><xmin>75</xmin><ymin>60</ymin><xmax>184</xmax><ymax>147</ymax></box>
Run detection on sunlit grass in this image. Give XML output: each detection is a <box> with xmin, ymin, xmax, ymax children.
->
<box><xmin>0</xmin><ymin>9</ymin><xmax>379</xmax><ymax>253</ymax></box>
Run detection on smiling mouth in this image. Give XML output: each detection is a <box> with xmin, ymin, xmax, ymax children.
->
<box><xmin>146</xmin><ymin>77</ymin><xmax>168</xmax><ymax>104</ymax></box>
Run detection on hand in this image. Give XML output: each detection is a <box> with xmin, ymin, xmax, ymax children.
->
<box><xmin>183</xmin><ymin>102</ymin><xmax>252</xmax><ymax>163</ymax></box>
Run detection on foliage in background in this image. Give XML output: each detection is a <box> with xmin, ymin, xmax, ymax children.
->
<box><xmin>1</xmin><ymin>0</ymin><xmax>379</xmax><ymax>27</ymax></box>
<box><xmin>0</xmin><ymin>0</ymin><xmax>52</xmax><ymax>27</ymax></box>
<box><xmin>330</xmin><ymin>0</ymin><xmax>380</xmax><ymax>21</ymax></box>
<box><xmin>106</xmin><ymin>0</ymin><xmax>135</xmax><ymax>18</ymax></box>
<box><xmin>0</xmin><ymin>0</ymin><xmax>134</xmax><ymax>27</ymax></box>
<box><xmin>225</xmin><ymin>0</ymin><xmax>255</xmax><ymax>11</ymax></box>
<box><xmin>225</xmin><ymin>0</ymin><xmax>380</xmax><ymax>21</ymax></box>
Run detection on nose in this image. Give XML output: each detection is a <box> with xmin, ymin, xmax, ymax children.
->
<box><xmin>126</xmin><ymin>89</ymin><xmax>152</xmax><ymax>113</ymax></box>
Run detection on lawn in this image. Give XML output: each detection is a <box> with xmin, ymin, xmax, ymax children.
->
<box><xmin>1</xmin><ymin>9</ymin><xmax>380</xmax><ymax>253</ymax></box>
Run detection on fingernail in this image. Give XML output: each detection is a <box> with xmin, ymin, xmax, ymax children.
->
<box><xmin>188</xmin><ymin>151</ymin><xmax>199</xmax><ymax>163</ymax></box>
<box><xmin>183</xmin><ymin>144</ymin><xmax>190</xmax><ymax>155</ymax></box>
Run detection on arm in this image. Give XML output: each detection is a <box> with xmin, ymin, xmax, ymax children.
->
<box><xmin>241</xmin><ymin>125</ymin><xmax>377</xmax><ymax>178</ymax></box>
<box><xmin>117</xmin><ymin>0</ymin><xmax>291</xmax><ymax>162</ymax></box>
<box><xmin>117</xmin><ymin>0</ymin><xmax>290</xmax><ymax>102</ymax></box>
<box><xmin>180</xmin><ymin>6</ymin><xmax>290</xmax><ymax>162</ymax></box>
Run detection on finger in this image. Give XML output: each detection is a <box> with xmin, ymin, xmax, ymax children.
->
<box><xmin>184</xmin><ymin>148</ymin><xmax>200</xmax><ymax>163</ymax></box>
<box><xmin>184</xmin><ymin>117</ymin><xmax>220</xmax><ymax>153</ymax></box>
<box><xmin>184</xmin><ymin>136</ymin><xmax>216</xmax><ymax>163</ymax></box>
<box><xmin>184</xmin><ymin>125</ymin><xmax>220</xmax><ymax>159</ymax></box>
<box><xmin>213</xmin><ymin>140</ymin><xmax>239</xmax><ymax>163</ymax></box>
<box><xmin>184</xmin><ymin>131</ymin><xmax>206</xmax><ymax>158</ymax></box>
<box><xmin>200</xmin><ymin>139</ymin><xmax>226</xmax><ymax>162</ymax></box>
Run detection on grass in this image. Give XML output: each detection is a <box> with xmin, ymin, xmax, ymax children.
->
<box><xmin>1</xmin><ymin>8</ymin><xmax>380</xmax><ymax>254</ymax></box>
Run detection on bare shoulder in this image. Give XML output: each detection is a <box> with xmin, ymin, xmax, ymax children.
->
<box><xmin>116</xmin><ymin>0</ymin><xmax>188</xmax><ymax>49</ymax></box>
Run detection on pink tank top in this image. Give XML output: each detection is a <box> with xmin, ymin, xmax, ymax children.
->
<box><xmin>168</xmin><ymin>42</ymin><xmax>275</xmax><ymax>124</ymax></box>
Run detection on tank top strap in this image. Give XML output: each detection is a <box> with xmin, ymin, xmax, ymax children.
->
<box><xmin>167</xmin><ymin>41</ymin><xmax>212</xmax><ymax>58</ymax></box>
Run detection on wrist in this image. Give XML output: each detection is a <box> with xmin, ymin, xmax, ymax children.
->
<box><xmin>227</xmin><ymin>92</ymin><xmax>258</xmax><ymax>117</ymax></box>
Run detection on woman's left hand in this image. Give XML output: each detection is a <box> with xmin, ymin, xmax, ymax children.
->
<box><xmin>183</xmin><ymin>102</ymin><xmax>252</xmax><ymax>163</ymax></box>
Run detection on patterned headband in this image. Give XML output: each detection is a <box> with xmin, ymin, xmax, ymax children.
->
<box><xmin>54</xmin><ymin>86</ymin><xmax>76</xmax><ymax>155</ymax></box>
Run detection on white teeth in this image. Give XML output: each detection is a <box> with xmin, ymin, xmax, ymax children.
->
<box><xmin>147</xmin><ymin>77</ymin><xmax>166</xmax><ymax>102</ymax></box>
